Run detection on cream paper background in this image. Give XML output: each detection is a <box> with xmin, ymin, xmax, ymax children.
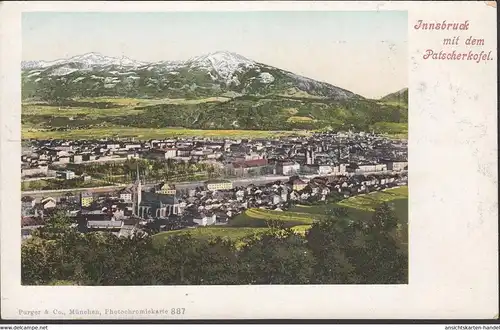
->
<box><xmin>0</xmin><ymin>1</ymin><xmax>497</xmax><ymax>320</ymax></box>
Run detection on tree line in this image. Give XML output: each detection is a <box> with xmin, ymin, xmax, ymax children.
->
<box><xmin>22</xmin><ymin>203</ymin><xmax>407</xmax><ymax>285</ymax></box>
<box><xmin>66</xmin><ymin>159</ymin><xmax>218</xmax><ymax>184</ymax></box>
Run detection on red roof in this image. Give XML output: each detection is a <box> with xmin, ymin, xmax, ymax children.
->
<box><xmin>233</xmin><ymin>159</ymin><xmax>268</xmax><ymax>168</ymax></box>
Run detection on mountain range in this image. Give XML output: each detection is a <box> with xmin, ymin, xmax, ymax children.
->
<box><xmin>22</xmin><ymin>51</ymin><xmax>407</xmax><ymax>132</ymax></box>
<box><xmin>22</xmin><ymin>51</ymin><xmax>361</xmax><ymax>101</ymax></box>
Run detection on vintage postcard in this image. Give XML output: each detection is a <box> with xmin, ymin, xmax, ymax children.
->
<box><xmin>0</xmin><ymin>1</ymin><xmax>497</xmax><ymax>320</ymax></box>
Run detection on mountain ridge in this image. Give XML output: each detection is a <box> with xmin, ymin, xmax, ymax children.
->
<box><xmin>22</xmin><ymin>51</ymin><xmax>362</xmax><ymax>101</ymax></box>
<box><xmin>21</xmin><ymin>52</ymin><xmax>408</xmax><ymax>133</ymax></box>
<box><xmin>380</xmin><ymin>88</ymin><xmax>408</xmax><ymax>104</ymax></box>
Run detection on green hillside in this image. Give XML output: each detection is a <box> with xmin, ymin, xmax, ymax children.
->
<box><xmin>22</xmin><ymin>94</ymin><xmax>408</xmax><ymax>135</ymax></box>
<box><xmin>380</xmin><ymin>88</ymin><xmax>408</xmax><ymax>106</ymax></box>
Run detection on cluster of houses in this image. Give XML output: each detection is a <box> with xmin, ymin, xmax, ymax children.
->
<box><xmin>21</xmin><ymin>131</ymin><xmax>407</xmax><ymax>181</ymax></box>
<box><xmin>21</xmin><ymin>170</ymin><xmax>408</xmax><ymax>240</ymax></box>
<box><xmin>20</xmin><ymin>130</ymin><xmax>408</xmax><ymax>239</ymax></box>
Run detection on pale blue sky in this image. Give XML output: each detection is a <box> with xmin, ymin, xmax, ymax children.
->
<box><xmin>22</xmin><ymin>11</ymin><xmax>407</xmax><ymax>98</ymax></box>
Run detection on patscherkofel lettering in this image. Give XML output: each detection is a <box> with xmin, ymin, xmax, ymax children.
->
<box><xmin>423</xmin><ymin>49</ymin><xmax>492</xmax><ymax>63</ymax></box>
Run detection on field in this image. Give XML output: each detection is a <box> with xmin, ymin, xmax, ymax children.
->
<box><xmin>22</xmin><ymin>98</ymin><xmax>313</xmax><ymax>140</ymax></box>
<box><xmin>291</xmin><ymin>186</ymin><xmax>408</xmax><ymax>247</ymax></box>
<box><xmin>369</xmin><ymin>122</ymin><xmax>408</xmax><ymax>139</ymax></box>
<box><xmin>22</xmin><ymin>98</ymin><xmax>309</xmax><ymax>140</ymax></box>
<box><xmin>291</xmin><ymin>186</ymin><xmax>408</xmax><ymax>219</ymax></box>
<box><xmin>22</xmin><ymin>126</ymin><xmax>308</xmax><ymax>140</ymax></box>
<box><xmin>152</xmin><ymin>227</ymin><xmax>271</xmax><ymax>244</ymax></box>
<box><xmin>232</xmin><ymin>187</ymin><xmax>408</xmax><ymax>228</ymax></box>
<box><xmin>21</xmin><ymin>94</ymin><xmax>407</xmax><ymax>139</ymax></box>
<box><xmin>230</xmin><ymin>208</ymin><xmax>325</xmax><ymax>227</ymax></box>
<box><xmin>338</xmin><ymin>185</ymin><xmax>407</xmax><ymax>210</ymax></box>
<box><xmin>151</xmin><ymin>225</ymin><xmax>313</xmax><ymax>249</ymax></box>
<box><xmin>286</xmin><ymin>116</ymin><xmax>315</xmax><ymax>123</ymax></box>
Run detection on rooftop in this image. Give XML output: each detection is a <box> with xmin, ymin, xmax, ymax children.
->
<box><xmin>205</xmin><ymin>179</ymin><xmax>231</xmax><ymax>184</ymax></box>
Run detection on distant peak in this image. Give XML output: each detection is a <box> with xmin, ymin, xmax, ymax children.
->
<box><xmin>71</xmin><ymin>52</ymin><xmax>106</xmax><ymax>58</ymax></box>
<box><xmin>189</xmin><ymin>51</ymin><xmax>255</xmax><ymax>64</ymax></box>
<box><xmin>209</xmin><ymin>50</ymin><xmax>245</xmax><ymax>57</ymax></box>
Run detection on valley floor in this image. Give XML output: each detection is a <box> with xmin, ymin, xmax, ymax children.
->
<box><xmin>21</xmin><ymin>96</ymin><xmax>408</xmax><ymax>140</ymax></box>
<box><xmin>22</xmin><ymin>126</ymin><xmax>309</xmax><ymax>140</ymax></box>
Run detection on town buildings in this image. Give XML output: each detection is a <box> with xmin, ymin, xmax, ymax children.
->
<box><xmin>20</xmin><ymin>130</ymin><xmax>408</xmax><ymax>238</ymax></box>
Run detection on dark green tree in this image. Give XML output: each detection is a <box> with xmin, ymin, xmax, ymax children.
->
<box><xmin>354</xmin><ymin>202</ymin><xmax>407</xmax><ymax>284</ymax></box>
<box><xmin>237</xmin><ymin>229</ymin><xmax>315</xmax><ymax>284</ymax></box>
<box><xmin>306</xmin><ymin>213</ymin><xmax>362</xmax><ymax>284</ymax></box>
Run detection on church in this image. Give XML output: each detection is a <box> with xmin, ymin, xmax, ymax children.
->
<box><xmin>130</xmin><ymin>167</ymin><xmax>183</xmax><ymax>219</ymax></box>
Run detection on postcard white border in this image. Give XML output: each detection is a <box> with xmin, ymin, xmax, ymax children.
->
<box><xmin>1</xmin><ymin>1</ymin><xmax>498</xmax><ymax>320</ymax></box>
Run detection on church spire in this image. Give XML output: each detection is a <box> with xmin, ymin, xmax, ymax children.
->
<box><xmin>136</xmin><ymin>162</ymin><xmax>140</xmax><ymax>183</ymax></box>
<box><xmin>133</xmin><ymin>162</ymin><xmax>142</xmax><ymax>217</ymax></box>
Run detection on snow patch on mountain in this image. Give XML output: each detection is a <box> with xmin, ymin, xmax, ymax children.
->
<box><xmin>49</xmin><ymin>67</ymin><xmax>79</xmax><ymax>76</ymax></box>
<box><xmin>22</xmin><ymin>59</ymin><xmax>67</xmax><ymax>70</ymax></box>
<box><xmin>22</xmin><ymin>52</ymin><xmax>146</xmax><ymax>70</ymax></box>
<box><xmin>186</xmin><ymin>51</ymin><xmax>256</xmax><ymax>84</ymax></box>
<box><xmin>104</xmin><ymin>77</ymin><xmax>120</xmax><ymax>84</ymax></box>
<box><xmin>27</xmin><ymin>71</ymin><xmax>42</xmax><ymax>78</ymax></box>
<box><xmin>226</xmin><ymin>76</ymin><xmax>241</xmax><ymax>86</ymax></box>
<box><xmin>259</xmin><ymin>72</ymin><xmax>274</xmax><ymax>84</ymax></box>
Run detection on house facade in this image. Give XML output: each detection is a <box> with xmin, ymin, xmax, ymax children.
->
<box><xmin>205</xmin><ymin>179</ymin><xmax>233</xmax><ymax>191</ymax></box>
<box><xmin>81</xmin><ymin>192</ymin><xmax>94</xmax><ymax>208</ymax></box>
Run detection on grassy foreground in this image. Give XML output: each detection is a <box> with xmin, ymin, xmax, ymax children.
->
<box><xmin>152</xmin><ymin>227</ymin><xmax>271</xmax><ymax>245</ymax></box>
<box><xmin>151</xmin><ymin>225</ymin><xmax>313</xmax><ymax>249</ymax></box>
<box><xmin>230</xmin><ymin>208</ymin><xmax>326</xmax><ymax>227</ymax></box>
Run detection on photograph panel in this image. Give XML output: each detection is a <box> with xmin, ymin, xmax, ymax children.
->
<box><xmin>20</xmin><ymin>10</ymin><xmax>408</xmax><ymax>286</ymax></box>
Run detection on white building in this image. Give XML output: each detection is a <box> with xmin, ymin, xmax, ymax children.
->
<box><xmin>193</xmin><ymin>213</ymin><xmax>216</xmax><ymax>226</ymax></box>
<box><xmin>56</xmin><ymin>170</ymin><xmax>76</xmax><ymax>180</ymax></box>
<box><xmin>331</xmin><ymin>164</ymin><xmax>347</xmax><ymax>175</ymax></box>
<box><xmin>119</xmin><ymin>187</ymin><xmax>133</xmax><ymax>202</ymax></box>
<box><xmin>124</xmin><ymin>144</ymin><xmax>142</xmax><ymax>150</ymax></box>
<box><xmin>356</xmin><ymin>164</ymin><xmax>387</xmax><ymax>173</ymax></box>
<box><xmin>386</xmin><ymin>161</ymin><xmax>408</xmax><ymax>171</ymax></box>
<box><xmin>41</xmin><ymin>197</ymin><xmax>57</xmax><ymax>210</ymax></box>
<box><xmin>146</xmin><ymin>148</ymin><xmax>177</xmax><ymax>160</ymax></box>
<box><xmin>106</xmin><ymin>144</ymin><xmax>120</xmax><ymax>150</ymax></box>
<box><xmin>277</xmin><ymin>161</ymin><xmax>300</xmax><ymax>175</ymax></box>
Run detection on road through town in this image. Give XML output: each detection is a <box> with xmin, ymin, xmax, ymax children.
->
<box><xmin>22</xmin><ymin>171</ymin><xmax>407</xmax><ymax>200</ymax></box>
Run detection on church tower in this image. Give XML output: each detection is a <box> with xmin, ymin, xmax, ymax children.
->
<box><xmin>133</xmin><ymin>164</ymin><xmax>142</xmax><ymax>216</ymax></box>
<box><xmin>305</xmin><ymin>147</ymin><xmax>315</xmax><ymax>165</ymax></box>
